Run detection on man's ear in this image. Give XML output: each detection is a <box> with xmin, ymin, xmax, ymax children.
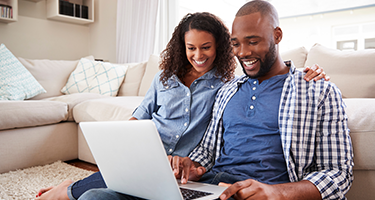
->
<box><xmin>274</xmin><ymin>27</ymin><xmax>282</xmax><ymax>44</ymax></box>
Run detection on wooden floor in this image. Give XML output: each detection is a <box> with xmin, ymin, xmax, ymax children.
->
<box><xmin>65</xmin><ymin>159</ymin><xmax>99</xmax><ymax>172</ymax></box>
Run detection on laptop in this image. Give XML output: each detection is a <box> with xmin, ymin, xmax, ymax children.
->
<box><xmin>80</xmin><ymin>120</ymin><xmax>227</xmax><ymax>200</ymax></box>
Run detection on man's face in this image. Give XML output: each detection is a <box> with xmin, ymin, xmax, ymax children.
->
<box><xmin>231</xmin><ymin>12</ymin><xmax>277</xmax><ymax>79</ymax></box>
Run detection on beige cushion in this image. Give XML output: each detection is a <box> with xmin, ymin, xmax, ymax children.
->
<box><xmin>343</xmin><ymin>98</ymin><xmax>375</xmax><ymax>170</ymax></box>
<box><xmin>281</xmin><ymin>46</ymin><xmax>308</xmax><ymax>69</ymax></box>
<box><xmin>344</xmin><ymin>98</ymin><xmax>375</xmax><ymax>133</ymax></box>
<box><xmin>118</xmin><ymin>61</ymin><xmax>147</xmax><ymax>96</ymax></box>
<box><xmin>44</xmin><ymin>93</ymin><xmax>109</xmax><ymax>121</ymax></box>
<box><xmin>0</xmin><ymin>100</ymin><xmax>68</xmax><ymax>130</ymax></box>
<box><xmin>73</xmin><ymin>96</ymin><xmax>144</xmax><ymax>123</ymax></box>
<box><xmin>305</xmin><ymin>43</ymin><xmax>375</xmax><ymax>98</ymax></box>
<box><xmin>138</xmin><ymin>54</ymin><xmax>161</xmax><ymax>96</ymax></box>
<box><xmin>18</xmin><ymin>56</ymin><xmax>95</xmax><ymax>100</ymax></box>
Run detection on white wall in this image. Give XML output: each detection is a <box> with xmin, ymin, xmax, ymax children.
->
<box><xmin>0</xmin><ymin>0</ymin><xmax>117</xmax><ymax>62</ymax></box>
<box><xmin>89</xmin><ymin>0</ymin><xmax>117</xmax><ymax>62</ymax></box>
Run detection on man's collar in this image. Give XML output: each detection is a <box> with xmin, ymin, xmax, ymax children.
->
<box><xmin>236</xmin><ymin>60</ymin><xmax>296</xmax><ymax>86</ymax></box>
<box><xmin>284</xmin><ymin>60</ymin><xmax>296</xmax><ymax>74</ymax></box>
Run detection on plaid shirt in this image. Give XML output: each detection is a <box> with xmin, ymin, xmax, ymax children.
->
<box><xmin>189</xmin><ymin>61</ymin><xmax>353</xmax><ymax>199</ymax></box>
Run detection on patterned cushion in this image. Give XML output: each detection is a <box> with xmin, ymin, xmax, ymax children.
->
<box><xmin>61</xmin><ymin>58</ymin><xmax>129</xmax><ymax>96</ymax></box>
<box><xmin>0</xmin><ymin>44</ymin><xmax>46</xmax><ymax>100</ymax></box>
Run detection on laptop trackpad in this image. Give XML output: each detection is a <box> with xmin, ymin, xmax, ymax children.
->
<box><xmin>178</xmin><ymin>181</ymin><xmax>227</xmax><ymax>200</ymax></box>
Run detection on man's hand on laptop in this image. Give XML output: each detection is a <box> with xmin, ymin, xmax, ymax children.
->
<box><xmin>168</xmin><ymin>155</ymin><xmax>206</xmax><ymax>184</ymax></box>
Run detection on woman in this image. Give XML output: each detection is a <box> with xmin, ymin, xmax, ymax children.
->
<box><xmin>36</xmin><ymin>12</ymin><xmax>327</xmax><ymax>200</ymax></box>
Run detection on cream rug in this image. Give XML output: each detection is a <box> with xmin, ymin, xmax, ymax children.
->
<box><xmin>0</xmin><ymin>161</ymin><xmax>94</xmax><ymax>200</ymax></box>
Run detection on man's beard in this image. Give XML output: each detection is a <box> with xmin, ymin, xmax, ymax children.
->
<box><xmin>242</xmin><ymin>42</ymin><xmax>277</xmax><ymax>79</ymax></box>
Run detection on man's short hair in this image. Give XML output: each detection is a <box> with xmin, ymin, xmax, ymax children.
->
<box><xmin>236</xmin><ymin>0</ymin><xmax>279</xmax><ymax>28</ymax></box>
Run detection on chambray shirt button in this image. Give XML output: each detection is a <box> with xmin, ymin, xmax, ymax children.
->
<box><xmin>250</xmin><ymin>105</ymin><xmax>254</xmax><ymax>109</ymax></box>
<box><xmin>166</xmin><ymin>86</ymin><xmax>169</xmax><ymax>89</ymax></box>
<box><xmin>252</xmin><ymin>87</ymin><xmax>256</xmax><ymax>90</ymax></box>
<box><xmin>176</xmin><ymin>135</ymin><xmax>179</xmax><ymax>139</ymax></box>
<box><xmin>253</xmin><ymin>81</ymin><xmax>257</xmax><ymax>84</ymax></box>
<box><xmin>211</xmin><ymin>85</ymin><xmax>214</xmax><ymax>88</ymax></box>
<box><xmin>169</xmin><ymin>149</ymin><xmax>173</xmax><ymax>152</ymax></box>
<box><xmin>252</xmin><ymin>96</ymin><xmax>256</xmax><ymax>100</ymax></box>
<box><xmin>184</xmin><ymin>123</ymin><xmax>188</xmax><ymax>126</ymax></box>
<box><xmin>185</xmin><ymin>108</ymin><xmax>189</xmax><ymax>112</ymax></box>
<box><xmin>194</xmin><ymin>81</ymin><xmax>197</xmax><ymax>84</ymax></box>
<box><xmin>187</xmin><ymin>93</ymin><xmax>190</xmax><ymax>96</ymax></box>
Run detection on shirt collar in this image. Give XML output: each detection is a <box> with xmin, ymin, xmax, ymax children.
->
<box><xmin>236</xmin><ymin>60</ymin><xmax>296</xmax><ymax>86</ymax></box>
<box><xmin>166</xmin><ymin>67</ymin><xmax>219</xmax><ymax>87</ymax></box>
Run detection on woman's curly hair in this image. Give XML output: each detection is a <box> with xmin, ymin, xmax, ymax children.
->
<box><xmin>159</xmin><ymin>12</ymin><xmax>236</xmax><ymax>85</ymax></box>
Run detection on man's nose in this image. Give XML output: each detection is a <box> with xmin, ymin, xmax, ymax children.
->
<box><xmin>237</xmin><ymin>44</ymin><xmax>252</xmax><ymax>58</ymax></box>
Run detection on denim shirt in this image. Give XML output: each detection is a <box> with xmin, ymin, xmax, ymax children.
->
<box><xmin>132</xmin><ymin>69</ymin><xmax>224</xmax><ymax>157</ymax></box>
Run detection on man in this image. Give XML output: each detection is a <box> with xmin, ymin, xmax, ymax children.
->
<box><xmin>76</xmin><ymin>0</ymin><xmax>353</xmax><ymax>199</ymax></box>
<box><xmin>171</xmin><ymin>1</ymin><xmax>353</xmax><ymax>199</ymax></box>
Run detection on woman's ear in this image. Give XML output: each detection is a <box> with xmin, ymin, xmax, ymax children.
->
<box><xmin>274</xmin><ymin>27</ymin><xmax>282</xmax><ymax>44</ymax></box>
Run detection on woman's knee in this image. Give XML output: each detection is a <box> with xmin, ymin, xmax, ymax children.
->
<box><xmin>78</xmin><ymin>188</ymin><xmax>141</xmax><ymax>200</ymax></box>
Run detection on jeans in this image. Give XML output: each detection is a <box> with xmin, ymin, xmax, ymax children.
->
<box><xmin>77</xmin><ymin>171</ymin><xmax>242</xmax><ymax>200</ymax></box>
<box><xmin>68</xmin><ymin>171</ymin><xmax>107</xmax><ymax>200</ymax></box>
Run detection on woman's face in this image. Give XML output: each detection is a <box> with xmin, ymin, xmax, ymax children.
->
<box><xmin>185</xmin><ymin>29</ymin><xmax>217</xmax><ymax>75</ymax></box>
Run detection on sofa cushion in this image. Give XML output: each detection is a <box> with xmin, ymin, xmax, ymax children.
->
<box><xmin>45</xmin><ymin>93</ymin><xmax>110</xmax><ymax>121</ymax></box>
<box><xmin>73</xmin><ymin>96</ymin><xmax>144</xmax><ymax>123</ymax></box>
<box><xmin>61</xmin><ymin>58</ymin><xmax>129</xmax><ymax>97</ymax></box>
<box><xmin>280</xmin><ymin>46</ymin><xmax>308</xmax><ymax>69</ymax></box>
<box><xmin>343</xmin><ymin>98</ymin><xmax>375</xmax><ymax>170</ymax></box>
<box><xmin>138</xmin><ymin>54</ymin><xmax>161</xmax><ymax>96</ymax></box>
<box><xmin>118</xmin><ymin>61</ymin><xmax>147</xmax><ymax>96</ymax></box>
<box><xmin>0</xmin><ymin>100</ymin><xmax>68</xmax><ymax>130</ymax></box>
<box><xmin>0</xmin><ymin>44</ymin><xmax>46</xmax><ymax>100</ymax></box>
<box><xmin>305</xmin><ymin>43</ymin><xmax>375</xmax><ymax>98</ymax></box>
<box><xmin>18</xmin><ymin>56</ymin><xmax>95</xmax><ymax>100</ymax></box>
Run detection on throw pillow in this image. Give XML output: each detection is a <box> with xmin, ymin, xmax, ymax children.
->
<box><xmin>305</xmin><ymin>43</ymin><xmax>375</xmax><ymax>98</ymax></box>
<box><xmin>117</xmin><ymin>61</ymin><xmax>147</xmax><ymax>96</ymax></box>
<box><xmin>138</xmin><ymin>54</ymin><xmax>161</xmax><ymax>96</ymax></box>
<box><xmin>280</xmin><ymin>46</ymin><xmax>308</xmax><ymax>69</ymax></box>
<box><xmin>61</xmin><ymin>58</ymin><xmax>129</xmax><ymax>96</ymax></box>
<box><xmin>0</xmin><ymin>44</ymin><xmax>46</xmax><ymax>100</ymax></box>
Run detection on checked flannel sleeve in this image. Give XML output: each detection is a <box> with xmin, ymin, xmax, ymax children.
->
<box><xmin>281</xmin><ymin>68</ymin><xmax>354</xmax><ymax>200</ymax></box>
<box><xmin>302</xmin><ymin>82</ymin><xmax>353</xmax><ymax>199</ymax></box>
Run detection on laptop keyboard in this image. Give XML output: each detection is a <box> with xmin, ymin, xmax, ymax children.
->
<box><xmin>180</xmin><ymin>188</ymin><xmax>213</xmax><ymax>200</ymax></box>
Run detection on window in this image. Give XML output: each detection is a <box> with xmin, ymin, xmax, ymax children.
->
<box><xmin>333</xmin><ymin>22</ymin><xmax>375</xmax><ymax>51</ymax></box>
<box><xmin>365</xmin><ymin>38</ymin><xmax>375</xmax><ymax>49</ymax></box>
<box><xmin>172</xmin><ymin>0</ymin><xmax>375</xmax><ymax>52</ymax></box>
<box><xmin>337</xmin><ymin>40</ymin><xmax>357</xmax><ymax>51</ymax></box>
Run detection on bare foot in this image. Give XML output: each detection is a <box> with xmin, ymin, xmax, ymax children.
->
<box><xmin>36</xmin><ymin>186</ymin><xmax>53</xmax><ymax>197</ymax></box>
<box><xmin>35</xmin><ymin>180</ymin><xmax>73</xmax><ymax>200</ymax></box>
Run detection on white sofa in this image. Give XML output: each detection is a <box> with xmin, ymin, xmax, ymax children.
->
<box><xmin>0</xmin><ymin>53</ymin><xmax>160</xmax><ymax>174</ymax></box>
<box><xmin>0</xmin><ymin>43</ymin><xmax>374</xmax><ymax>199</ymax></box>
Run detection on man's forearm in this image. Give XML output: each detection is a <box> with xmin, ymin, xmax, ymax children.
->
<box><xmin>277</xmin><ymin>180</ymin><xmax>321</xmax><ymax>200</ymax></box>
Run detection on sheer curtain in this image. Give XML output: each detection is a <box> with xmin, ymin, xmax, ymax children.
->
<box><xmin>153</xmin><ymin>0</ymin><xmax>179</xmax><ymax>55</ymax></box>
<box><xmin>116</xmin><ymin>0</ymin><xmax>159</xmax><ymax>63</ymax></box>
